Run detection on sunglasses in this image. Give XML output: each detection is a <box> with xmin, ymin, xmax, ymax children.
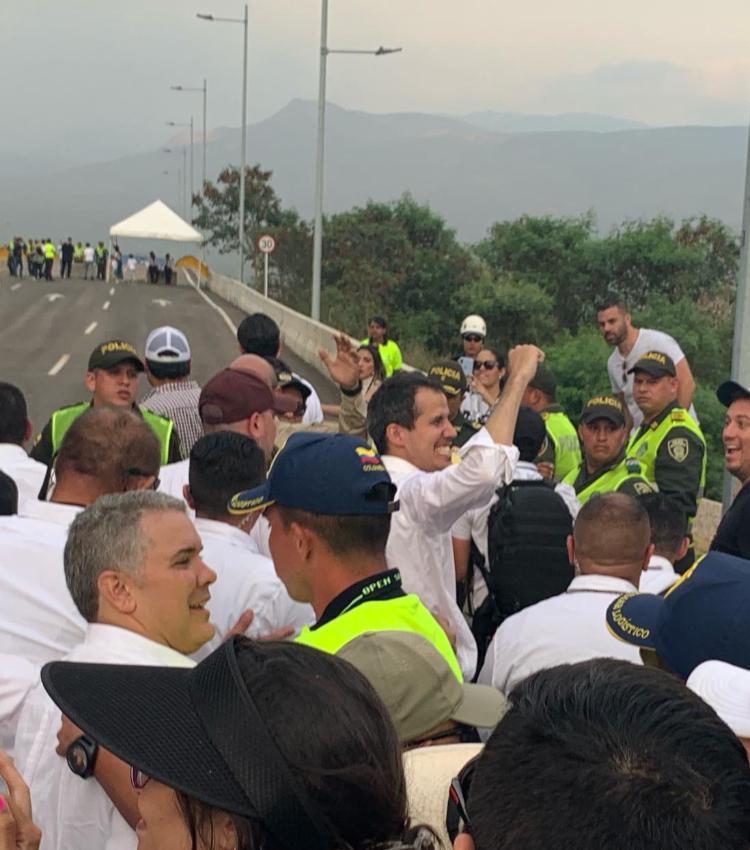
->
<box><xmin>130</xmin><ymin>765</ymin><xmax>150</xmax><ymax>790</ymax></box>
<box><xmin>463</xmin><ymin>334</ymin><xmax>483</xmax><ymax>343</ymax></box>
<box><xmin>446</xmin><ymin>753</ymin><xmax>478</xmax><ymax>841</ymax></box>
<box><xmin>473</xmin><ymin>360</ymin><xmax>498</xmax><ymax>371</ymax></box>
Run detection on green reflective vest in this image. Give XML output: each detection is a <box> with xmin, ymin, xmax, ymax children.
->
<box><xmin>49</xmin><ymin>403</ymin><xmax>174</xmax><ymax>465</ymax></box>
<box><xmin>43</xmin><ymin>242</ymin><xmax>55</xmax><ymax>259</ymax></box>
<box><xmin>562</xmin><ymin>457</ymin><xmax>653</xmax><ymax>505</ymax></box>
<box><xmin>542</xmin><ymin>409</ymin><xmax>582</xmax><ymax>482</ymax></box>
<box><xmin>295</xmin><ymin>593</ymin><xmax>462</xmax><ymax>681</ymax></box>
<box><xmin>627</xmin><ymin>407</ymin><xmax>706</xmax><ymax>521</ymax></box>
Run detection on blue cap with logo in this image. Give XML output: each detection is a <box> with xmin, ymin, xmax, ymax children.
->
<box><xmin>228</xmin><ymin>432</ymin><xmax>398</xmax><ymax>516</ymax></box>
<box><xmin>605</xmin><ymin>551</ymin><xmax>750</xmax><ymax>679</ymax></box>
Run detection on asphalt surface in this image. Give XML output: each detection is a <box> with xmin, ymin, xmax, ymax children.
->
<box><xmin>0</xmin><ymin>274</ymin><xmax>336</xmax><ymax>434</ymax></box>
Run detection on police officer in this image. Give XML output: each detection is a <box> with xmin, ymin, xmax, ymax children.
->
<box><xmin>428</xmin><ymin>359</ymin><xmax>481</xmax><ymax>448</ymax></box>
<box><xmin>627</xmin><ymin>351</ymin><xmax>706</xmax><ymax>571</ymax></box>
<box><xmin>95</xmin><ymin>241</ymin><xmax>107</xmax><ymax>280</ymax></box>
<box><xmin>228</xmin><ymin>431</ymin><xmax>462</xmax><ymax>679</ymax></box>
<box><xmin>31</xmin><ymin>340</ymin><xmax>181</xmax><ymax>467</ymax></box>
<box><xmin>563</xmin><ymin>395</ymin><xmax>653</xmax><ymax>504</ymax></box>
<box><xmin>521</xmin><ymin>364</ymin><xmax>581</xmax><ymax>482</ymax></box>
<box><xmin>42</xmin><ymin>238</ymin><xmax>55</xmax><ymax>280</ymax></box>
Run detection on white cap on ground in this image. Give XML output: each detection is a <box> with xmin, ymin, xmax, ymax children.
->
<box><xmin>687</xmin><ymin>660</ymin><xmax>750</xmax><ymax>737</ymax></box>
<box><xmin>145</xmin><ymin>326</ymin><xmax>191</xmax><ymax>363</ymax></box>
<box><xmin>403</xmin><ymin>743</ymin><xmax>482</xmax><ymax>848</ymax></box>
<box><xmin>460</xmin><ymin>315</ymin><xmax>487</xmax><ymax>337</ymax></box>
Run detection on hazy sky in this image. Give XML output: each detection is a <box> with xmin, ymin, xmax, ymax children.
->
<box><xmin>4</xmin><ymin>0</ymin><xmax>750</xmax><ymax>165</ymax></box>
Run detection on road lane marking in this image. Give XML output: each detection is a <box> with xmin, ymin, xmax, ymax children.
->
<box><xmin>46</xmin><ymin>293</ymin><xmax>64</xmax><ymax>302</ymax></box>
<box><xmin>48</xmin><ymin>354</ymin><xmax>70</xmax><ymax>376</ymax></box>
<box><xmin>11</xmin><ymin>283</ymin><xmax>21</xmax><ymax>291</ymax></box>
<box><xmin>109</xmin><ymin>288</ymin><xmax>115</xmax><ymax>295</ymax></box>
<box><xmin>84</xmin><ymin>321</ymin><xmax>98</xmax><ymax>335</ymax></box>
<box><xmin>152</xmin><ymin>298</ymin><xmax>171</xmax><ymax>307</ymax></box>
<box><xmin>185</xmin><ymin>269</ymin><xmax>237</xmax><ymax>335</ymax></box>
<box><xmin>102</xmin><ymin>301</ymin><xmax>110</xmax><ymax>310</ymax></box>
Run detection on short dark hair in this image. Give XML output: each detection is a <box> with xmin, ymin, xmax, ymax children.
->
<box><xmin>573</xmin><ymin>491</ymin><xmax>650</xmax><ymax>565</ymax></box>
<box><xmin>0</xmin><ymin>470</ymin><xmax>18</xmax><ymax>515</ymax></box>
<box><xmin>237</xmin><ymin>313</ymin><xmax>281</xmax><ymax>357</ymax></box>
<box><xmin>56</xmin><ymin>407</ymin><xmax>161</xmax><ymax>492</ymax></box>
<box><xmin>276</xmin><ymin>505</ymin><xmax>391</xmax><ymax>559</ymax></box>
<box><xmin>596</xmin><ymin>292</ymin><xmax>628</xmax><ymax>314</ymax></box>
<box><xmin>640</xmin><ymin>493</ymin><xmax>688</xmax><ymax>558</ymax></box>
<box><xmin>146</xmin><ymin>359</ymin><xmax>191</xmax><ymax>380</ymax></box>
<box><xmin>0</xmin><ymin>383</ymin><xmax>28</xmax><ymax>444</ymax></box>
<box><xmin>367</xmin><ymin>372</ymin><xmax>445</xmax><ymax>455</ymax></box>
<box><xmin>469</xmin><ymin>658</ymin><xmax>750</xmax><ymax>850</ymax></box>
<box><xmin>188</xmin><ymin>432</ymin><xmax>266</xmax><ymax>518</ymax></box>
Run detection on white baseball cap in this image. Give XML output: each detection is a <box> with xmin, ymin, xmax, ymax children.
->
<box><xmin>687</xmin><ymin>660</ymin><xmax>750</xmax><ymax>737</ymax></box>
<box><xmin>460</xmin><ymin>315</ymin><xmax>487</xmax><ymax>337</ymax></box>
<box><xmin>145</xmin><ymin>326</ymin><xmax>191</xmax><ymax>363</ymax></box>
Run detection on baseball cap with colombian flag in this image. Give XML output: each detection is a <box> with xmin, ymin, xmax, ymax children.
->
<box><xmin>228</xmin><ymin>432</ymin><xmax>398</xmax><ymax>516</ymax></box>
<box><xmin>88</xmin><ymin>340</ymin><xmax>144</xmax><ymax>372</ymax></box>
<box><xmin>605</xmin><ymin>551</ymin><xmax>750</xmax><ymax>679</ymax></box>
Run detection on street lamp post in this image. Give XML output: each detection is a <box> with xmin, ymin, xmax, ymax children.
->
<box><xmin>198</xmin><ymin>7</ymin><xmax>248</xmax><ymax>284</ymax></box>
<box><xmin>171</xmin><ymin>80</ymin><xmax>208</xmax><ymax>193</ymax></box>
<box><xmin>310</xmin><ymin>0</ymin><xmax>401</xmax><ymax>321</ymax></box>
<box><xmin>163</xmin><ymin>147</ymin><xmax>187</xmax><ymax>216</ymax></box>
<box><xmin>166</xmin><ymin>118</ymin><xmax>194</xmax><ymax>213</ymax></box>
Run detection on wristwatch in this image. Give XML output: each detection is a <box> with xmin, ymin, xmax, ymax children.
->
<box><xmin>66</xmin><ymin>734</ymin><xmax>98</xmax><ymax>779</ymax></box>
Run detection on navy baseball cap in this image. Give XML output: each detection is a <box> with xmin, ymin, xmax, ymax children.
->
<box><xmin>228</xmin><ymin>432</ymin><xmax>398</xmax><ymax>516</ymax></box>
<box><xmin>605</xmin><ymin>551</ymin><xmax>750</xmax><ymax>679</ymax></box>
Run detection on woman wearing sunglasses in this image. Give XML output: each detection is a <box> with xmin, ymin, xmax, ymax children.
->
<box><xmin>462</xmin><ymin>349</ymin><xmax>505</xmax><ymax>426</ymax></box>
<box><xmin>41</xmin><ymin>637</ymin><xmax>430</xmax><ymax>850</ymax></box>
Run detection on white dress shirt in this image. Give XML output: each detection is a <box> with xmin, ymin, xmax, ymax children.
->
<box><xmin>640</xmin><ymin>554</ymin><xmax>678</xmax><ymax>595</ymax></box>
<box><xmin>192</xmin><ymin>518</ymin><xmax>313</xmax><ymax>662</ymax></box>
<box><xmin>157</xmin><ymin>457</ymin><xmax>190</xmax><ymax>503</ymax></box>
<box><xmin>383</xmin><ymin>428</ymin><xmax>519</xmax><ymax>679</ymax></box>
<box><xmin>452</xmin><ymin>460</ymin><xmax>580</xmax><ymax>610</ymax></box>
<box><xmin>0</xmin><ymin>443</ymin><xmax>47</xmax><ymax>507</ymax></box>
<box><xmin>299</xmin><ymin>376</ymin><xmax>324</xmax><ymax>425</ymax></box>
<box><xmin>15</xmin><ymin>624</ymin><xmax>194</xmax><ymax>850</ymax></box>
<box><xmin>479</xmin><ymin>573</ymin><xmax>642</xmax><ymax>696</ymax></box>
<box><xmin>0</xmin><ymin>654</ymin><xmax>39</xmax><ymax>757</ymax></box>
<box><xmin>0</xmin><ymin>500</ymin><xmax>86</xmax><ymax>665</ymax></box>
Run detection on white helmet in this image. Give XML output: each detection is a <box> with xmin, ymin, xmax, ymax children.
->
<box><xmin>460</xmin><ymin>314</ymin><xmax>487</xmax><ymax>338</ymax></box>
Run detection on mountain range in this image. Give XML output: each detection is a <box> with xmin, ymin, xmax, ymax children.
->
<box><xmin>1</xmin><ymin>100</ymin><xmax>746</xmax><ymax>256</ymax></box>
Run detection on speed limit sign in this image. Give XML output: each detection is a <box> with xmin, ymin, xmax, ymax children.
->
<box><xmin>258</xmin><ymin>234</ymin><xmax>276</xmax><ymax>254</ymax></box>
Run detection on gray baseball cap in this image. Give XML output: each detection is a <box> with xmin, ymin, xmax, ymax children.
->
<box><xmin>337</xmin><ymin>631</ymin><xmax>507</xmax><ymax>743</ymax></box>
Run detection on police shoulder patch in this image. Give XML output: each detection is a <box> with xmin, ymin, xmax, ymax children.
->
<box><xmin>667</xmin><ymin>437</ymin><xmax>689</xmax><ymax>462</ymax></box>
<box><xmin>632</xmin><ymin>480</ymin><xmax>653</xmax><ymax>495</ymax></box>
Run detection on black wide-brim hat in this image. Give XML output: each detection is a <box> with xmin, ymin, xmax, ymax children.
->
<box><xmin>42</xmin><ymin>637</ymin><xmax>328</xmax><ymax>850</ymax></box>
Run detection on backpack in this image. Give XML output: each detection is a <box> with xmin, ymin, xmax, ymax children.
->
<box><xmin>470</xmin><ymin>480</ymin><xmax>573</xmax><ymax>676</ymax></box>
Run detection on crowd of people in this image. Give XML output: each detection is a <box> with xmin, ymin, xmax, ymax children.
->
<box><xmin>1</xmin><ymin>296</ymin><xmax>750</xmax><ymax>849</ymax></box>
<box><xmin>4</xmin><ymin>238</ymin><xmax>174</xmax><ymax>284</ymax></box>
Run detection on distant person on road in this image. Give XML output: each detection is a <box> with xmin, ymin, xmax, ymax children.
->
<box><xmin>148</xmin><ymin>251</ymin><xmax>158</xmax><ymax>284</ymax></box>
<box><xmin>82</xmin><ymin>242</ymin><xmax>95</xmax><ymax>279</ymax></box>
<box><xmin>60</xmin><ymin>238</ymin><xmax>74</xmax><ymax>279</ymax></box>
<box><xmin>43</xmin><ymin>238</ymin><xmax>55</xmax><ymax>280</ymax></box>
<box><xmin>31</xmin><ymin>340</ymin><xmax>182</xmax><ymax>468</ymax></box>
<box><xmin>95</xmin><ymin>241</ymin><xmax>107</xmax><ymax>280</ymax></box>
<box><xmin>126</xmin><ymin>254</ymin><xmax>137</xmax><ymax>280</ymax></box>
<box><xmin>597</xmin><ymin>293</ymin><xmax>696</xmax><ymax>429</ymax></box>
<box><xmin>163</xmin><ymin>252</ymin><xmax>173</xmax><ymax>285</ymax></box>
<box><xmin>112</xmin><ymin>244</ymin><xmax>123</xmax><ymax>280</ymax></box>
<box><xmin>361</xmin><ymin>315</ymin><xmax>402</xmax><ymax>377</ymax></box>
<box><xmin>141</xmin><ymin>326</ymin><xmax>203</xmax><ymax>458</ymax></box>
<box><xmin>237</xmin><ymin>312</ymin><xmax>324</xmax><ymax>425</ymax></box>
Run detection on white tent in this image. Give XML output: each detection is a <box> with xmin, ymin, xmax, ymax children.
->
<box><xmin>107</xmin><ymin>200</ymin><xmax>201</xmax><ymax>281</ymax></box>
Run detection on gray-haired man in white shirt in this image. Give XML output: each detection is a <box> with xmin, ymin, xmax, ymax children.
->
<box><xmin>15</xmin><ymin>491</ymin><xmax>216</xmax><ymax>850</ymax></box>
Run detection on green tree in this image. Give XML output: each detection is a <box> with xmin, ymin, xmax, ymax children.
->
<box><xmin>544</xmin><ymin>328</ymin><xmax>612</xmax><ymax>420</ymax></box>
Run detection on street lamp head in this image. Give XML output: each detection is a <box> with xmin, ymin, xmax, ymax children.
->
<box><xmin>166</xmin><ymin>122</ymin><xmax>176</xmax><ymax>127</ymax></box>
<box><xmin>170</xmin><ymin>85</ymin><xmax>184</xmax><ymax>91</ymax></box>
<box><xmin>375</xmin><ymin>46</ymin><xmax>403</xmax><ymax>56</ymax></box>
<box><xmin>196</xmin><ymin>13</ymin><xmax>214</xmax><ymax>20</ymax></box>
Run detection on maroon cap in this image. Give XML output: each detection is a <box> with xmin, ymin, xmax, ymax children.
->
<box><xmin>199</xmin><ymin>368</ymin><xmax>297</xmax><ymax>425</ymax></box>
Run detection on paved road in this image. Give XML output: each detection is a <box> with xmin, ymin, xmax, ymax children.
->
<box><xmin>0</xmin><ymin>276</ymin><xmax>336</xmax><ymax>434</ymax></box>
